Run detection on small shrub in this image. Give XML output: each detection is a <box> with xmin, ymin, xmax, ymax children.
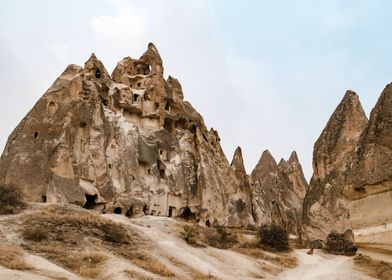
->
<box><xmin>101</xmin><ymin>223</ymin><xmax>129</xmax><ymax>244</ymax></box>
<box><xmin>258</xmin><ymin>224</ymin><xmax>289</xmax><ymax>251</ymax></box>
<box><xmin>0</xmin><ymin>184</ymin><xmax>25</xmax><ymax>214</ymax></box>
<box><xmin>22</xmin><ymin>225</ymin><xmax>48</xmax><ymax>241</ymax></box>
<box><xmin>309</xmin><ymin>239</ymin><xmax>324</xmax><ymax>249</ymax></box>
<box><xmin>181</xmin><ymin>224</ymin><xmax>207</xmax><ymax>247</ymax></box>
<box><xmin>324</xmin><ymin>230</ymin><xmax>357</xmax><ymax>256</ymax></box>
<box><xmin>207</xmin><ymin>225</ymin><xmax>238</xmax><ymax>249</ymax></box>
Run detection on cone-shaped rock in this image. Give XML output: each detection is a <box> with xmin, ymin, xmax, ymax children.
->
<box><xmin>251</xmin><ymin>150</ymin><xmax>302</xmax><ymax>234</ymax></box>
<box><xmin>0</xmin><ymin>44</ymin><xmax>254</xmax><ymax>227</ymax></box>
<box><xmin>302</xmin><ymin>90</ymin><xmax>368</xmax><ymax>242</ymax></box>
<box><xmin>343</xmin><ymin>84</ymin><xmax>392</xmax><ymax>257</ymax></box>
<box><xmin>278</xmin><ymin>151</ymin><xmax>308</xmax><ymax>201</ymax></box>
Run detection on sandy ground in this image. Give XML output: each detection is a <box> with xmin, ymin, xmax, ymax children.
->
<box><xmin>275</xmin><ymin>249</ymin><xmax>377</xmax><ymax>280</ymax></box>
<box><xmin>103</xmin><ymin>214</ymin><xmax>272</xmax><ymax>280</ymax></box>
<box><xmin>0</xmin><ymin>210</ymin><xmax>382</xmax><ymax>279</ymax></box>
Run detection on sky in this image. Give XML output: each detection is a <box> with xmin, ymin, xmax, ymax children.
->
<box><xmin>1</xmin><ymin>0</ymin><xmax>392</xmax><ymax>180</ymax></box>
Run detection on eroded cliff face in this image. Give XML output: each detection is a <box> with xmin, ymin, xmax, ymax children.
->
<box><xmin>251</xmin><ymin>150</ymin><xmax>303</xmax><ymax>235</ymax></box>
<box><xmin>278</xmin><ymin>151</ymin><xmax>308</xmax><ymax>202</ymax></box>
<box><xmin>0</xmin><ymin>44</ymin><xmax>254</xmax><ymax>227</ymax></box>
<box><xmin>302</xmin><ymin>91</ymin><xmax>368</xmax><ymax>242</ymax></box>
<box><xmin>343</xmin><ymin>84</ymin><xmax>392</xmax><ymax>257</ymax></box>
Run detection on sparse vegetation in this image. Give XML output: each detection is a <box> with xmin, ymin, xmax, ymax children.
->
<box><xmin>0</xmin><ymin>245</ymin><xmax>32</xmax><ymax>270</ymax></box>
<box><xmin>354</xmin><ymin>254</ymin><xmax>392</xmax><ymax>280</ymax></box>
<box><xmin>101</xmin><ymin>223</ymin><xmax>129</xmax><ymax>244</ymax></box>
<box><xmin>78</xmin><ymin>251</ymin><xmax>108</xmax><ymax>278</ymax></box>
<box><xmin>181</xmin><ymin>224</ymin><xmax>207</xmax><ymax>247</ymax></box>
<box><xmin>20</xmin><ymin>205</ymin><xmax>136</xmax><ymax>277</ymax></box>
<box><xmin>324</xmin><ymin>230</ymin><xmax>357</xmax><ymax>256</ymax></box>
<box><xmin>130</xmin><ymin>252</ymin><xmax>174</xmax><ymax>277</ymax></box>
<box><xmin>257</xmin><ymin>224</ymin><xmax>289</xmax><ymax>251</ymax></box>
<box><xmin>181</xmin><ymin>223</ymin><xmax>238</xmax><ymax>249</ymax></box>
<box><xmin>22</xmin><ymin>225</ymin><xmax>49</xmax><ymax>241</ymax></box>
<box><xmin>206</xmin><ymin>225</ymin><xmax>238</xmax><ymax>249</ymax></box>
<box><xmin>0</xmin><ymin>184</ymin><xmax>25</xmax><ymax>214</ymax></box>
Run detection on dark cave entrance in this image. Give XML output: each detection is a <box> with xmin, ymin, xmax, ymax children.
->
<box><xmin>181</xmin><ymin>206</ymin><xmax>196</xmax><ymax>220</ymax></box>
<box><xmin>83</xmin><ymin>194</ymin><xmax>97</xmax><ymax>209</ymax></box>
<box><xmin>95</xmin><ymin>69</ymin><xmax>101</xmax><ymax>79</ymax></box>
<box><xmin>114</xmin><ymin>207</ymin><xmax>122</xmax><ymax>214</ymax></box>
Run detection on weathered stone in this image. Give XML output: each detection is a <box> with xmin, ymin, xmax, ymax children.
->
<box><xmin>251</xmin><ymin>150</ymin><xmax>302</xmax><ymax>235</ymax></box>
<box><xmin>343</xmin><ymin>84</ymin><xmax>392</xmax><ymax>259</ymax></box>
<box><xmin>0</xmin><ymin>43</ymin><xmax>254</xmax><ymax>227</ymax></box>
<box><xmin>302</xmin><ymin>91</ymin><xmax>368</xmax><ymax>242</ymax></box>
<box><xmin>278</xmin><ymin>151</ymin><xmax>308</xmax><ymax>201</ymax></box>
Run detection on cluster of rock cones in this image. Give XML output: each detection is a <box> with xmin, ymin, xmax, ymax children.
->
<box><xmin>0</xmin><ymin>43</ymin><xmax>391</xmax><ymax>256</ymax></box>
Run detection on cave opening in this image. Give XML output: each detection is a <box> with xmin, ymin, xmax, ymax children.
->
<box><xmin>95</xmin><ymin>69</ymin><xmax>101</xmax><ymax>79</ymax></box>
<box><xmin>181</xmin><ymin>206</ymin><xmax>196</xmax><ymax>220</ymax></box>
<box><xmin>83</xmin><ymin>194</ymin><xmax>97</xmax><ymax>209</ymax></box>
<box><xmin>114</xmin><ymin>207</ymin><xmax>122</xmax><ymax>214</ymax></box>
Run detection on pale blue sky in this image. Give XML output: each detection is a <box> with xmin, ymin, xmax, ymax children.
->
<box><xmin>1</xmin><ymin>0</ymin><xmax>391</xmax><ymax>179</ymax></box>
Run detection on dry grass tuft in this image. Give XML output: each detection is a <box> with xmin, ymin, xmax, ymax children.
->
<box><xmin>181</xmin><ymin>223</ymin><xmax>238</xmax><ymax>249</ymax></box>
<box><xmin>354</xmin><ymin>253</ymin><xmax>392</xmax><ymax>280</ymax></box>
<box><xmin>130</xmin><ymin>251</ymin><xmax>175</xmax><ymax>277</ymax></box>
<box><xmin>124</xmin><ymin>270</ymin><xmax>154</xmax><ymax>280</ymax></box>
<box><xmin>0</xmin><ymin>245</ymin><xmax>32</xmax><ymax>270</ymax></box>
<box><xmin>234</xmin><ymin>244</ymin><xmax>297</xmax><ymax>268</ymax></box>
<box><xmin>190</xmin><ymin>270</ymin><xmax>218</xmax><ymax>279</ymax></box>
<box><xmin>20</xmin><ymin>206</ymin><xmax>137</xmax><ymax>278</ymax></box>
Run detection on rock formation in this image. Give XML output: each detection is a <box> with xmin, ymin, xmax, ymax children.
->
<box><xmin>302</xmin><ymin>91</ymin><xmax>368</xmax><ymax>242</ymax></box>
<box><xmin>278</xmin><ymin>151</ymin><xmax>308</xmax><ymax>201</ymax></box>
<box><xmin>0</xmin><ymin>44</ymin><xmax>254</xmax><ymax>227</ymax></box>
<box><xmin>251</xmin><ymin>150</ymin><xmax>303</xmax><ymax>235</ymax></box>
<box><xmin>343</xmin><ymin>84</ymin><xmax>392</xmax><ymax>257</ymax></box>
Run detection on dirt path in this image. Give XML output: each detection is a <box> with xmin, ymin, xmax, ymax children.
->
<box><xmin>103</xmin><ymin>214</ymin><xmax>274</xmax><ymax>280</ymax></box>
<box><xmin>275</xmin><ymin>250</ymin><xmax>377</xmax><ymax>280</ymax></box>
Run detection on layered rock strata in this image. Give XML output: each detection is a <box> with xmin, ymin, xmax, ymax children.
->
<box><xmin>343</xmin><ymin>84</ymin><xmax>392</xmax><ymax>258</ymax></box>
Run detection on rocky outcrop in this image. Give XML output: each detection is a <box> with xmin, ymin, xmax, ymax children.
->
<box><xmin>251</xmin><ymin>150</ymin><xmax>302</xmax><ymax>235</ymax></box>
<box><xmin>230</xmin><ymin>146</ymin><xmax>254</xmax><ymax>224</ymax></box>
<box><xmin>343</xmin><ymin>84</ymin><xmax>392</xmax><ymax>258</ymax></box>
<box><xmin>302</xmin><ymin>91</ymin><xmax>368</xmax><ymax>242</ymax></box>
<box><xmin>278</xmin><ymin>151</ymin><xmax>308</xmax><ymax>201</ymax></box>
<box><xmin>0</xmin><ymin>43</ymin><xmax>254</xmax><ymax>227</ymax></box>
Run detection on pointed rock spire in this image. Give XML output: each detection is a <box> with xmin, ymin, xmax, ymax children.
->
<box><xmin>302</xmin><ymin>90</ymin><xmax>368</xmax><ymax>242</ymax></box>
<box><xmin>252</xmin><ymin>149</ymin><xmax>277</xmax><ymax>177</ymax></box>
<box><xmin>350</xmin><ymin>83</ymin><xmax>392</xmax><ymax>189</ymax></box>
<box><xmin>279</xmin><ymin>151</ymin><xmax>308</xmax><ymax>201</ymax></box>
<box><xmin>231</xmin><ymin>146</ymin><xmax>245</xmax><ymax>171</ymax></box>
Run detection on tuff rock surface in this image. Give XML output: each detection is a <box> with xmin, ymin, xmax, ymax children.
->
<box><xmin>0</xmin><ymin>44</ymin><xmax>257</xmax><ymax>227</ymax></box>
<box><xmin>343</xmin><ymin>84</ymin><xmax>392</xmax><ymax>257</ymax></box>
<box><xmin>251</xmin><ymin>150</ymin><xmax>304</xmax><ymax>235</ymax></box>
<box><xmin>302</xmin><ymin>91</ymin><xmax>368</xmax><ymax>242</ymax></box>
<box><xmin>278</xmin><ymin>151</ymin><xmax>308</xmax><ymax>201</ymax></box>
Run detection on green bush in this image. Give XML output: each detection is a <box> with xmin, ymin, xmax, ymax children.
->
<box><xmin>0</xmin><ymin>184</ymin><xmax>25</xmax><ymax>214</ymax></box>
<box><xmin>258</xmin><ymin>224</ymin><xmax>289</xmax><ymax>251</ymax></box>
<box><xmin>23</xmin><ymin>225</ymin><xmax>49</xmax><ymax>241</ymax></box>
<box><xmin>324</xmin><ymin>230</ymin><xmax>357</xmax><ymax>256</ymax></box>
